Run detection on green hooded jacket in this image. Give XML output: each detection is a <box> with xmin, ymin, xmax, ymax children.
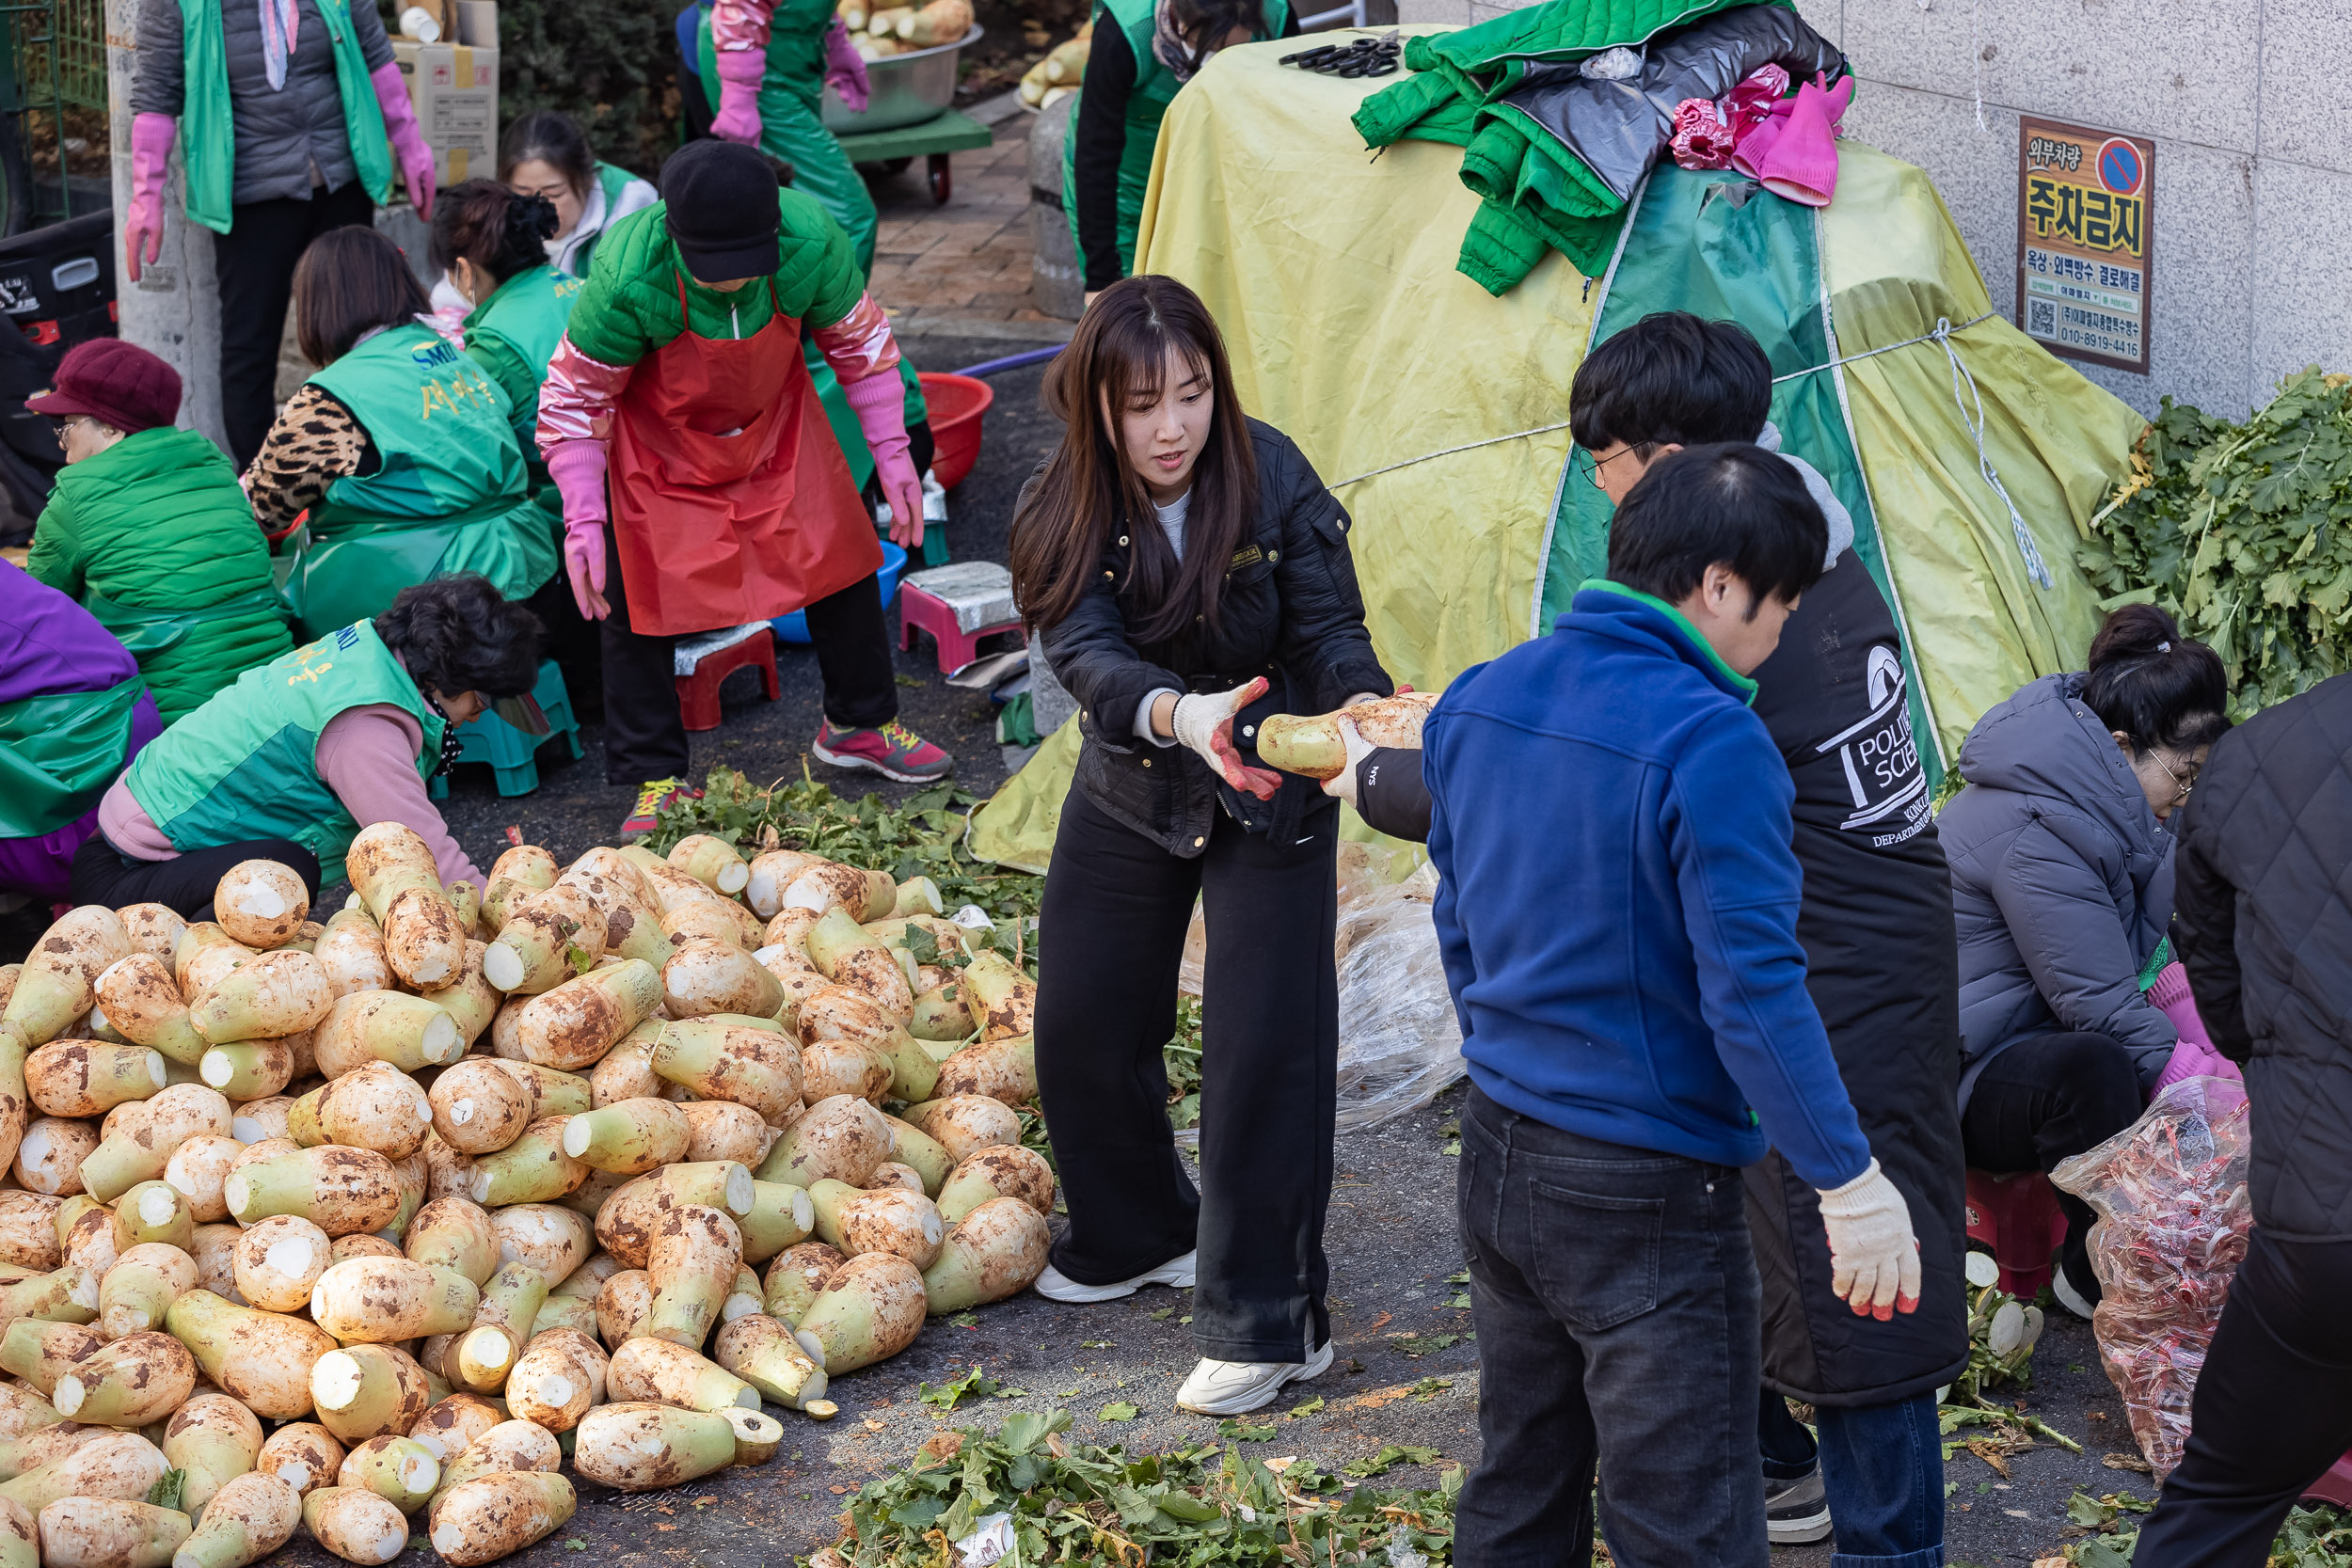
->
<box><xmin>26</xmin><ymin>425</ymin><xmax>294</xmax><ymax>723</ymax></box>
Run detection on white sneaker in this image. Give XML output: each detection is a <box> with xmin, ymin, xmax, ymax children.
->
<box><xmin>2051</xmin><ymin>1259</ymin><xmax>2097</xmax><ymax>1322</ymax></box>
<box><xmin>1175</xmin><ymin>1338</ymin><xmax>1335</xmax><ymax>1417</ymax></box>
<box><xmin>1032</xmin><ymin>1250</ymin><xmax>1198</xmax><ymax>1304</ymax></box>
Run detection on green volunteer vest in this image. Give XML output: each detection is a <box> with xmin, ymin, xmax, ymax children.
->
<box><xmin>122</xmin><ymin>621</ymin><xmax>438</xmax><ymax>885</ymax></box>
<box><xmin>280</xmin><ymin>322</ymin><xmax>557</xmax><ymax>641</ymax></box>
<box><xmin>463</xmin><ymin>265</ymin><xmax>582</xmax><ymax>460</ymax></box>
<box><xmin>567</xmin><ymin>165</ymin><xmax>646</xmax><ymax>277</ymax></box>
<box><xmin>0</xmin><ymin>673</ymin><xmax>151</xmax><ymax>840</ymax></box>
<box><xmin>180</xmin><ymin>0</ymin><xmax>395</xmax><ymax>234</ymax></box>
<box><xmin>1061</xmin><ymin>0</ymin><xmax>1287</xmax><ymax>279</ymax></box>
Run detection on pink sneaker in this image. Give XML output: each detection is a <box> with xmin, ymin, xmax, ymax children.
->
<box><xmin>810</xmin><ymin>718</ymin><xmax>953</xmax><ymax>784</ymax></box>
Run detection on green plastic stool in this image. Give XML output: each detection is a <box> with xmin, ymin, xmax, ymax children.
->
<box><xmin>428</xmin><ymin>659</ymin><xmax>583</xmax><ymax>800</ymax></box>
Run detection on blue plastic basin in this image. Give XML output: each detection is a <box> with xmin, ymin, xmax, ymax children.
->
<box><xmin>771</xmin><ymin>542</ymin><xmax>909</xmax><ymax>645</ymax></box>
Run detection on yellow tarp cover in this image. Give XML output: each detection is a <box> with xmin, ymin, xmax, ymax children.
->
<box><xmin>968</xmin><ymin>34</ymin><xmax>2145</xmax><ymax>869</ymax></box>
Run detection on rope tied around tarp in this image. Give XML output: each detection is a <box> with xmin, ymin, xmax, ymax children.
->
<box><xmin>1327</xmin><ymin>308</ymin><xmax>2053</xmax><ymax>592</ymax></box>
<box><xmin>1772</xmin><ymin>310</ymin><xmax>2051</xmax><ymax>588</ymax></box>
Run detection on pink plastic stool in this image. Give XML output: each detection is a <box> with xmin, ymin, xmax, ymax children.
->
<box><xmin>1964</xmin><ymin>1169</ymin><xmax>2070</xmax><ymax>1299</ymax></box>
<box><xmin>673</xmin><ymin>627</ymin><xmax>780</xmax><ymax>732</ymax></box>
<box><xmin>898</xmin><ymin>580</ymin><xmax>1020</xmax><ymax>674</ymax></box>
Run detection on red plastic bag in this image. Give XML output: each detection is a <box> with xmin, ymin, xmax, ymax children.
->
<box><xmin>2051</xmin><ymin>1075</ymin><xmax>2252</xmax><ymax>1481</ymax></box>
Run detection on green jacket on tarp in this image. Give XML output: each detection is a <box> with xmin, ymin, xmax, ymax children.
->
<box><xmin>1062</xmin><ymin>0</ymin><xmax>1289</xmax><ymax>283</ymax></box>
<box><xmin>26</xmin><ymin>426</ymin><xmax>294</xmax><ymax>723</ymax></box>
<box><xmin>178</xmin><ymin>0</ymin><xmax>393</xmax><ymax>233</ymax></box>
<box><xmin>123</xmin><ymin>619</ymin><xmax>438</xmax><ymax>885</ymax></box>
<box><xmin>463</xmin><ymin>265</ymin><xmax>584</xmax><ymax>494</ymax></box>
<box><xmin>1352</xmin><ymin>0</ymin><xmax>1774</xmax><ymax>288</ymax></box>
<box><xmin>281</xmin><ymin>322</ymin><xmax>556</xmax><ymax>641</ymax></box>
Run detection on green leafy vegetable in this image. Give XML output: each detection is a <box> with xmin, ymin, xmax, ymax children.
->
<box><xmin>918</xmin><ymin>1366</ymin><xmax>1000</xmax><ymax>1410</ymax></box>
<box><xmin>1098</xmin><ymin>1402</ymin><xmax>1139</xmax><ymax>1421</ymax></box>
<box><xmin>1343</xmin><ymin>1445</ymin><xmax>1440</xmax><ymax>1479</ymax></box>
<box><xmin>2080</xmin><ymin>370</ymin><xmax>2352</xmax><ymax>715</ymax></box>
<box><xmin>146</xmin><ymin>1469</ymin><xmax>185</xmax><ymax>1512</ymax></box>
<box><xmin>832</xmin><ymin>1413</ymin><xmax>1458</xmax><ymax>1565</ymax></box>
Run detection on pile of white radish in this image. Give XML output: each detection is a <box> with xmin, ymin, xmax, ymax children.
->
<box><xmin>0</xmin><ymin>824</ymin><xmax>1052</xmax><ymax>1568</ymax></box>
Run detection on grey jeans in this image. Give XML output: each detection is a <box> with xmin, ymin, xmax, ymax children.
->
<box><xmin>1454</xmin><ymin>1085</ymin><xmax>1768</xmax><ymax>1568</ymax></box>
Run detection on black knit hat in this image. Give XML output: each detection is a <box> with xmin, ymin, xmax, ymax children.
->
<box><xmin>659</xmin><ymin>140</ymin><xmax>782</xmax><ymax>284</ymax></box>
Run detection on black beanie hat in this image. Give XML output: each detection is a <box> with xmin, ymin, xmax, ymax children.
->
<box><xmin>659</xmin><ymin>140</ymin><xmax>782</xmax><ymax>283</ymax></box>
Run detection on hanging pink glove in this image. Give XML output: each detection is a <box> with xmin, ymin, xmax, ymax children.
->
<box><xmin>545</xmin><ymin>439</ymin><xmax>612</xmax><ymax>619</ymax></box>
<box><xmin>2147</xmin><ymin>961</ymin><xmax>2243</xmax><ymax>1091</ymax></box>
<box><xmin>369</xmin><ymin>62</ymin><xmax>437</xmax><ymax>217</ymax></box>
<box><xmin>124</xmin><ymin>114</ymin><xmax>176</xmax><ymax>284</ymax></box>
<box><xmin>824</xmin><ymin>18</ymin><xmax>870</xmax><ymax>112</ymax></box>
<box><xmin>711</xmin><ymin>47</ymin><xmax>768</xmax><ymax>146</ymax></box>
<box><xmin>842</xmin><ymin>369</ymin><xmax>923</xmax><ymax>549</ymax></box>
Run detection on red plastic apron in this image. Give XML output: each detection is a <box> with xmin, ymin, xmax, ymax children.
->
<box><xmin>608</xmin><ymin>273</ymin><xmax>881</xmax><ymax>637</ymax></box>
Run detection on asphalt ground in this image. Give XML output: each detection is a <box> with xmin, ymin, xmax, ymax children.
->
<box><xmin>1</xmin><ymin>327</ymin><xmax>2145</xmax><ymax>1567</ymax></box>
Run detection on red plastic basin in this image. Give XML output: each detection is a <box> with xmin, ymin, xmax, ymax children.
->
<box><xmin>920</xmin><ymin>371</ymin><xmax>993</xmax><ymax>491</ymax></box>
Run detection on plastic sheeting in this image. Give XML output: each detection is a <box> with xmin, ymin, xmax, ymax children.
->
<box><xmin>970</xmin><ymin>31</ymin><xmax>2145</xmax><ymax>864</ymax></box>
<box><xmin>2051</xmin><ymin>1075</ymin><xmax>2254</xmax><ymax>1481</ymax></box>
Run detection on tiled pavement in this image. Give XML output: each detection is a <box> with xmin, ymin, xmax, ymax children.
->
<box><xmin>866</xmin><ymin>94</ymin><xmax>1073</xmax><ymax>343</ymax></box>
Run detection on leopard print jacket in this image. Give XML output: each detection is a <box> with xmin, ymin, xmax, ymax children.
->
<box><xmin>246</xmin><ymin>385</ymin><xmax>380</xmax><ymax>535</ymax></box>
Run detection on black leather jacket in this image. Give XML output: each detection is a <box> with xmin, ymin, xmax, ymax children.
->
<box><xmin>1032</xmin><ymin>420</ymin><xmax>1392</xmax><ymax>857</ymax></box>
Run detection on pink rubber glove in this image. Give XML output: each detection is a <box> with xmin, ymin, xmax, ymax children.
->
<box><xmin>545</xmin><ymin>439</ymin><xmax>611</xmax><ymax>619</ymax></box>
<box><xmin>824</xmin><ymin>18</ymin><xmax>870</xmax><ymax>111</ymax></box>
<box><xmin>369</xmin><ymin>61</ymin><xmax>437</xmax><ymax>217</ymax></box>
<box><xmin>711</xmin><ymin>47</ymin><xmax>767</xmax><ymax>146</ymax></box>
<box><xmin>842</xmin><ymin>368</ymin><xmax>923</xmax><ymax>548</ymax></box>
<box><xmin>125</xmin><ymin>114</ymin><xmax>176</xmax><ymax>284</ymax></box>
<box><xmin>2148</xmin><ymin>961</ymin><xmax>2243</xmax><ymax>1090</ymax></box>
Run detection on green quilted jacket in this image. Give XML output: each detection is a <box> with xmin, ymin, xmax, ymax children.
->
<box><xmin>564</xmin><ymin>191</ymin><xmax>866</xmax><ymax>370</ymax></box>
<box><xmin>25</xmin><ymin>425</ymin><xmax>292</xmax><ymax>723</ymax></box>
<box><xmin>1354</xmin><ymin>0</ymin><xmax>1781</xmax><ymax>292</ymax></box>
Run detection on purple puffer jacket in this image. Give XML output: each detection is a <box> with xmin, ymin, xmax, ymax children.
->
<box><xmin>0</xmin><ymin>562</ymin><xmax>163</xmax><ymax>900</ymax></box>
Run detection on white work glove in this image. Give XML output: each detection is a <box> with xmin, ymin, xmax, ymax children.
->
<box><xmin>1320</xmin><ymin>716</ymin><xmax>1376</xmax><ymax>806</ymax></box>
<box><xmin>1171</xmin><ymin>676</ymin><xmax>1282</xmax><ymax>801</ymax></box>
<box><xmin>1815</xmin><ymin>1159</ymin><xmax>1922</xmax><ymax>1320</ymax></box>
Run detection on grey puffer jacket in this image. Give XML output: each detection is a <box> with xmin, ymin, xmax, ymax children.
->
<box><xmin>1939</xmin><ymin>671</ymin><xmax>2177</xmax><ymax>1104</ymax></box>
<box><xmin>133</xmin><ymin>0</ymin><xmax>396</xmax><ymax>206</ymax></box>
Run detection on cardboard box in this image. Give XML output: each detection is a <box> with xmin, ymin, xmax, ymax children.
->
<box><xmin>454</xmin><ymin>1</ymin><xmax>498</xmax><ymax>47</ymax></box>
<box><xmin>392</xmin><ymin>40</ymin><xmax>501</xmax><ymax>186</ymax></box>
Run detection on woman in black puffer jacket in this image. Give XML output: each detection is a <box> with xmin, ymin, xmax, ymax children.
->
<box><xmin>1938</xmin><ymin>604</ymin><xmax>2229</xmax><ymax>1314</ymax></box>
<box><xmin>1009</xmin><ymin>275</ymin><xmax>1391</xmax><ymax>1419</ymax></box>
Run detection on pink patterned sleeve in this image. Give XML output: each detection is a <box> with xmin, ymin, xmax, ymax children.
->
<box><xmin>809</xmin><ymin>292</ymin><xmax>902</xmax><ymax>385</ymax></box>
<box><xmin>710</xmin><ymin>0</ymin><xmax>776</xmax><ymax>55</ymax></box>
<box><xmin>535</xmin><ymin>335</ymin><xmax>637</xmax><ymax>451</ymax></box>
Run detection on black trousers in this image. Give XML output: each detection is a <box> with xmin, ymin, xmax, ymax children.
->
<box><xmin>68</xmin><ymin>832</ymin><xmax>322</xmax><ymax>920</ymax></box>
<box><xmin>1033</xmin><ymin>786</ymin><xmax>1339</xmax><ymax>1362</ymax></box>
<box><xmin>1962</xmin><ymin>1031</ymin><xmax>2144</xmax><ymax>1298</ymax></box>
<box><xmin>214</xmin><ymin>182</ymin><xmax>377</xmax><ymax>468</ymax></box>
<box><xmin>596</xmin><ymin>523</ymin><xmax>900</xmax><ymax>785</ymax></box>
<box><xmin>1454</xmin><ymin>1087</ymin><xmax>1766</xmax><ymax>1568</ymax></box>
<box><xmin>2132</xmin><ymin>1231</ymin><xmax>2352</xmax><ymax>1567</ymax></box>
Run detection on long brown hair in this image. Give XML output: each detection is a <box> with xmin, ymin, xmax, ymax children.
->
<box><xmin>1009</xmin><ymin>275</ymin><xmax>1258</xmax><ymax>643</ymax></box>
<box><xmin>293</xmin><ymin>228</ymin><xmax>432</xmax><ymax>366</ymax></box>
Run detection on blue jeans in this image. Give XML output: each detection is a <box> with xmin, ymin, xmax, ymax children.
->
<box><xmin>1816</xmin><ymin>1394</ymin><xmax>1946</xmax><ymax>1568</ymax></box>
<box><xmin>1454</xmin><ymin>1087</ymin><xmax>1767</xmax><ymax>1568</ymax></box>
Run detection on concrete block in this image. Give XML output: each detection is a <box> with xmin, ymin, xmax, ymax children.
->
<box><xmin>1395</xmin><ymin>0</ymin><xmax>1472</xmax><ymax>22</ymax></box>
<box><xmin>2257</xmin><ymin>0</ymin><xmax>2352</xmax><ymax>173</ymax></box>
<box><xmin>2248</xmin><ymin>158</ymin><xmax>2352</xmax><ymax>403</ymax></box>
<box><xmin>1840</xmin><ymin>0</ymin><xmax>2261</xmax><ymax>153</ymax></box>
<box><xmin>1794</xmin><ymin>0</ymin><xmax>1843</xmax><ymax>49</ymax></box>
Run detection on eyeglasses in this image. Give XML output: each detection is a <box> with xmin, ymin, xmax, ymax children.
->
<box><xmin>48</xmin><ymin>415</ymin><xmax>89</xmax><ymax>437</ymax></box>
<box><xmin>2152</xmin><ymin>750</ymin><xmax>2199</xmax><ymax>803</ymax></box>
<box><xmin>1574</xmin><ymin>442</ymin><xmax>1656</xmax><ymax>487</ymax></box>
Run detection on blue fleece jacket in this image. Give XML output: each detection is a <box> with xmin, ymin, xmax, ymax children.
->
<box><xmin>1424</xmin><ymin>581</ymin><xmax>1873</xmax><ymax>1189</ymax></box>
